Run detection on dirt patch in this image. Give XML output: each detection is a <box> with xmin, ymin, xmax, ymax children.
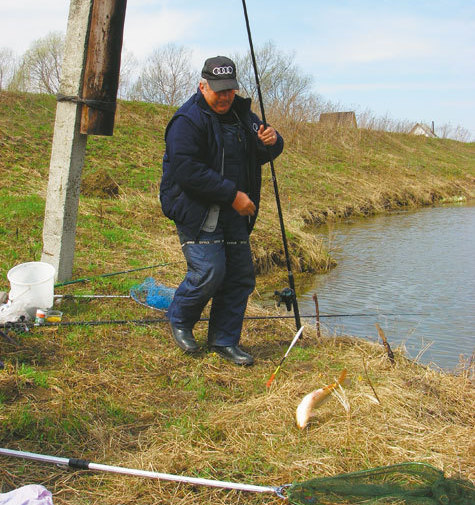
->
<box><xmin>81</xmin><ymin>168</ymin><xmax>120</xmax><ymax>198</ymax></box>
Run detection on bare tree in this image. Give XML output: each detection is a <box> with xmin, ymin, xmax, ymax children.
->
<box><xmin>118</xmin><ymin>49</ymin><xmax>139</xmax><ymax>100</ymax></box>
<box><xmin>232</xmin><ymin>41</ymin><xmax>317</xmax><ymax>122</ymax></box>
<box><xmin>134</xmin><ymin>44</ymin><xmax>197</xmax><ymax>106</ymax></box>
<box><xmin>437</xmin><ymin>123</ymin><xmax>472</xmax><ymax>142</ymax></box>
<box><xmin>357</xmin><ymin>108</ymin><xmax>411</xmax><ymax>132</ymax></box>
<box><xmin>451</xmin><ymin>125</ymin><xmax>472</xmax><ymax>142</ymax></box>
<box><xmin>0</xmin><ymin>48</ymin><xmax>17</xmax><ymax>91</ymax></box>
<box><xmin>16</xmin><ymin>32</ymin><xmax>65</xmax><ymax>94</ymax></box>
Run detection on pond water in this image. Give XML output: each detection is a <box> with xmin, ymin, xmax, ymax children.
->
<box><xmin>298</xmin><ymin>204</ymin><xmax>475</xmax><ymax>370</ymax></box>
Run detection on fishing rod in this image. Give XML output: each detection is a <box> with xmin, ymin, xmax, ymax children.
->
<box><xmin>54</xmin><ymin>262</ymin><xmax>175</xmax><ymax>288</ymax></box>
<box><xmin>241</xmin><ymin>0</ymin><xmax>301</xmax><ymax>332</ymax></box>
<box><xmin>54</xmin><ymin>294</ymin><xmax>131</xmax><ymax>299</ymax></box>
<box><xmin>1</xmin><ymin>312</ymin><xmax>428</xmax><ymax>330</ymax></box>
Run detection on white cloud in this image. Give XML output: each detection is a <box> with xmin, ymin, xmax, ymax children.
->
<box><xmin>318</xmin><ymin>80</ymin><xmax>474</xmax><ymax>93</ymax></box>
<box><xmin>299</xmin><ymin>9</ymin><xmax>474</xmax><ymax>68</ymax></box>
<box><xmin>0</xmin><ymin>3</ymin><xmax>69</xmax><ymax>54</ymax></box>
<box><xmin>122</xmin><ymin>9</ymin><xmax>198</xmax><ymax>60</ymax></box>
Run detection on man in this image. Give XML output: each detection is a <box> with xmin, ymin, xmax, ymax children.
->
<box><xmin>160</xmin><ymin>56</ymin><xmax>283</xmax><ymax>365</ymax></box>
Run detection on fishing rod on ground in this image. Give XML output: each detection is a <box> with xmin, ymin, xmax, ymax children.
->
<box><xmin>240</xmin><ymin>0</ymin><xmax>301</xmax><ymax>333</ymax></box>
<box><xmin>0</xmin><ymin>312</ymin><xmax>429</xmax><ymax>330</ymax></box>
<box><xmin>54</xmin><ymin>294</ymin><xmax>131</xmax><ymax>299</ymax></box>
<box><xmin>54</xmin><ymin>262</ymin><xmax>176</xmax><ymax>288</ymax></box>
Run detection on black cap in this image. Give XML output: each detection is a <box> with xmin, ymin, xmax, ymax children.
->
<box><xmin>201</xmin><ymin>56</ymin><xmax>239</xmax><ymax>92</ymax></box>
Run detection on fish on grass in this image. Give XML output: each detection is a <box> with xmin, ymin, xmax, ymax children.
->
<box><xmin>296</xmin><ymin>369</ymin><xmax>348</xmax><ymax>429</ymax></box>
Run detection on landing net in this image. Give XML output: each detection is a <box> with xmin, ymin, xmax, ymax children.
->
<box><xmin>130</xmin><ymin>277</ymin><xmax>175</xmax><ymax>310</ymax></box>
<box><xmin>286</xmin><ymin>462</ymin><xmax>475</xmax><ymax>505</ymax></box>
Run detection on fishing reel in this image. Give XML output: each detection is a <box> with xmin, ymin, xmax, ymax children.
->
<box><xmin>274</xmin><ymin>287</ymin><xmax>295</xmax><ymax>311</ymax></box>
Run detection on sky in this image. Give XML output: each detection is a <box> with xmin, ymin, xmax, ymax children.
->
<box><xmin>1</xmin><ymin>0</ymin><xmax>474</xmax><ymax>140</ymax></box>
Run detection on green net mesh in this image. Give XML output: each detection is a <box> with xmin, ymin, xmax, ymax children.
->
<box><xmin>286</xmin><ymin>463</ymin><xmax>475</xmax><ymax>505</ymax></box>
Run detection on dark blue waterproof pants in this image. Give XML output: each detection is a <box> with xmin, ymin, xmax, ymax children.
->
<box><xmin>167</xmin><ymin>209</ymin><xmax>255</xmax><ymax>347</ymax></box>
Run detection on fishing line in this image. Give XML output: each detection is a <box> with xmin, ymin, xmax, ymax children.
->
<box><xmin>240</xmin><ymin>0</ymin><xmax>301</xmax><ymax>332</ymax></box>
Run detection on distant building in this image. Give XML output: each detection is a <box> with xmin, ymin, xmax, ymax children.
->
<box><xmin>319</xmin><ymin>111</ymin><xmax>357</xmax><ymax>128</ymax></box>
<box><xmin>409</xmin><ymin>123</ymin><xmax>438</xmax><ymax>138</ymax></box>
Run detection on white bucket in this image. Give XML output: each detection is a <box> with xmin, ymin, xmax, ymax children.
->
<box><xmin>7</xmin><ymin>262</ymin><xmax>56</xmax><ymax>317</ymax></box>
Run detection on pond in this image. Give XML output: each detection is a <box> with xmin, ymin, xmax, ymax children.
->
<box><xmin>298</xmin><ymin>204</ymin><xmax>475</xmax><ymax>370</ymax></box>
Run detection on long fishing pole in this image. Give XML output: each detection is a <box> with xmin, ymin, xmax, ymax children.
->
<box><xmin>1</xmin><ymin>312</ymin><xmax>428</xmax><ymax>330</ymax></box>
<box><xmin>54</xmin><ymin>262</ymin><xmax>175</xmax><ymax>288</ymax></box>
<box><xmin>54</xmin><ymin>294</ymin><xmax>131</xmax><ymax>299</ymax></box>
<box><xmin>241</xmin><ymin>0</ymin><xmax>301</xmax><ymax>332</ymax></box>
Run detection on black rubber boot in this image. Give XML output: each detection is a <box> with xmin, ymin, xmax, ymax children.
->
<box><xmin>209</xmin><ymin>345</ymin><xmax>254</xmax><ymax>366</ymax></box>
<box><xmin>170</xmin><ymin>323</ymin><xmax>199</xmax><ymax>353</ymax></box>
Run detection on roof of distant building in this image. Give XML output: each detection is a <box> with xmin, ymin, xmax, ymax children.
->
<box><xmin>409</xmin><ymin>123</ymin><xmax>438</xmax><ymax>138</ymax></box>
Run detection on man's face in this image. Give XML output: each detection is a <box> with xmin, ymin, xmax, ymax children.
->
<box><xmin>200</xmin><ymin>82</ymin><xmax>236</xmax><ymax>114</ymax></box>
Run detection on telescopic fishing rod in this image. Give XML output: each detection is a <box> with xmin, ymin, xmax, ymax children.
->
<box><xmin>1</xmin><ymin>312</ymin><xmax>427</xmax><ymax>330</ymax></box>
<box><xmin>241</xmin><ymin>0</ymin><xmax>301</xmax><ymax>332</ymax></box>
<box><xmin>54</xmin><ymin>262</ymin><xmax>175</xmax><ymax>288</ymax></box>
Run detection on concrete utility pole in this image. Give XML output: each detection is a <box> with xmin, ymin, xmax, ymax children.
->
<box><xmin>41</xmin><ymin>0</ymin><xmax>126</xmax><ymax>282</ymax></box>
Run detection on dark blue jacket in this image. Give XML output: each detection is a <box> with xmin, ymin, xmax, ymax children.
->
<box><xmin>160</xmin><ymin>89</ymin><xmax>284</xmax><ymax>239</ymax></box>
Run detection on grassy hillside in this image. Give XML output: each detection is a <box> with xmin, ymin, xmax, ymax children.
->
<box><xmin>0</xmin><ymin>91</ymin><xmax>474</xmax><ymax>504</ymax></box>
<box><xmin>0</xmin><ymin>90</ymin><xmax>474</xmax><ymax>278</ymax></box>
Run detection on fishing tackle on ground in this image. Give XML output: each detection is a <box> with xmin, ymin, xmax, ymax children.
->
<box><xmin>54</xmin><ymin>262</ymin><xmax>173</xmax><ymax>288</ymax></box>
<box><xmin>1</xmin><ymin>312</ymin><xmax>428</xmax><ymax>331</ymax></box>
<box><xmin>1</xmin><ymin>449</ymin><xmax>473</xmax><ymax>505</ymax></box>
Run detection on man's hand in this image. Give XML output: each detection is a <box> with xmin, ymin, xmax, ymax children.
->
<box><xmin>258</xmin><ymin>124</ymin><xmax>278</xmax><ymax>146</ymax></box>
<box><xmin>232</xmin><ymin>191</ymin><xmax>256</xmax><ymax>216</ymax></box>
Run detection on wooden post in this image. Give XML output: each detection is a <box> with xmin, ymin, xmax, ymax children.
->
<box><xmin>81</xmin><ymin>0</ymin><xmax>127</xmax><ymax>135</ymax></box>
<box><xmin>312</xmin><ymin>293</ymin><xmax>321</xmax><ymax>339</ymax></box>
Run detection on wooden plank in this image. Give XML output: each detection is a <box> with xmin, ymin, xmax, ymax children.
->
<box><xmin>80</xmin><ymin>0</ymin><xmax>127</xmax><ymax>135</ymax></box>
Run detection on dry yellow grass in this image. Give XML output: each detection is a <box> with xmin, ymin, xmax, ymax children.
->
<box><xmin>1</xmin><ymin>92</ymin><xmax>474</xmax><ymax>503</ymax></box>
<box><xmin>1</xmin><ymin>306</ymin><xmax>474</xmax><ymax>504</ymax></box>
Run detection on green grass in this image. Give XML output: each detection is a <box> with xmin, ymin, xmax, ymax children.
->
<box><xmin>17</xmin><ymin>364</ymin><xmax>50</xmax><ymax>388</ymax></box>
<box><xmin>0</xmin><ymin>90</ymin><xmax>473</xmax><ymax>504</ymax></box>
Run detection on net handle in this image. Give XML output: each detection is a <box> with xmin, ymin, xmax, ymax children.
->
<box><xmin>0</xmin><ymin>448</ymin><xmax>281</xmax><ymax>495</ymax></box>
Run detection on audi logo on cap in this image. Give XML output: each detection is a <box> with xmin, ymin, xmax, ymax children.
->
<box><xmin>212</xmin><ymin>66</ymin><xmax>234</xmax><ymax>76</ymax></box>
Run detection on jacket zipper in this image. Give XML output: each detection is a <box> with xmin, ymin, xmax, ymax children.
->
<box><xmin>198</xmin><ymin>147</ymin><xmax>225</xmax><ymax>231</ymax></box>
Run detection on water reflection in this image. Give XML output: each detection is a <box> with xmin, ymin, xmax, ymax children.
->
<box><xmin>299</xmin><ymin>204</ymin><xmax>475</xmax><ymax>370</ymax></box>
